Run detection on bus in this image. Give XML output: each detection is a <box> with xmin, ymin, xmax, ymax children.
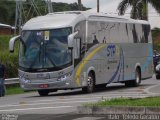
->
<box><xmin>9</xmin><ymin>11</ymin><xmax>153</xmax><ymax>96</ymax></box>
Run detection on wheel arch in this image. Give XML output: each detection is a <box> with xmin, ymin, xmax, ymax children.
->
<box><xmin>87</xmin><ymin>67</ymin><xmax>96</xmax><ymax>84</ymax></box>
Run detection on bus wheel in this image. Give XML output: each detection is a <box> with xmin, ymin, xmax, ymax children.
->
<box><xmin>38</xmin><ymin>90</ymin><xmax>49</xmax><ymax>96</ymax></box>
<box><xmin>156</xmin><ymin>75</ymin><xmax>160</xmax><ymax>79</ymax></box>
<box><xmin>82</xmin><ymin>72</ymin><xmax>95</xmax><ymax>93</ymax></box>
<box><xmin>125</xmin><ymin>68</ymin><xmax>141</xmax><ymax>87</ymax></box>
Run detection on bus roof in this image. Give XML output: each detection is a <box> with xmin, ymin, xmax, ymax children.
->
<box><xmin>22</xmin><ymin>11</ymin><xmax>149</xmax><ymax>30</ymax></box>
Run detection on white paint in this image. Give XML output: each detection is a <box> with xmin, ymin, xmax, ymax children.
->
<box><xmin>73</xmin><ymin>117</ymin><xmax>105</xmax><ymax>120</ymax></box>
<box><xmin>0</xmin><ymin>106</ymin><xmax>73</xmax><ymax>112</ymax></box>
<box><xmin>0</xmin><ymin>92</ymin><xmax>149</xmax><ymax>109</ymax></box>
<box><xmin>0</xmin><ymin>100</ymin><xmax>97</xmax><ymax>108</ymax></box>
<box><xmin>144</xmin><ymin>84</ymin><xmax>160</xmax><ymax>95</ymax></box>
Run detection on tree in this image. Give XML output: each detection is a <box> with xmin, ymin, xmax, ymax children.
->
<box><xmin>0</xmin><ymin>1</ymin><xmax>15</xmax><ymax>25</ymax></box>
<box><xmin>78</xmin><ymin>0</ymin><xmax>82</xmax><ymax>10</ymax></box>
<box><xmin>0</xmin><ymin>5</ymin><xmax>9</xmax><ymax>24</ymax></box>
<box><xmin>117</xmin><ymin>0</ymin><xmax>160</xmax><ymax>20</ymax></box>
<box><xmin>0</xmin><ymin>1</ymin><xmax>89</xmax><ymax>25</ymax></box>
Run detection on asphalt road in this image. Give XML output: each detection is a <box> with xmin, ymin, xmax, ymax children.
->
<box><xmin>0</xmin><ymin>76</ymin><xmax>160</xmax><ymax>120</ymax></box>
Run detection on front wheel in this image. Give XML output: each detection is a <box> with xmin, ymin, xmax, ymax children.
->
<box><xmin>82</xmin><ymin>72</ymin><xmax>95</xmax><ymax>93</ymax></box>
<box><xmin>38</xmin><ymin>90</ymin><xmax>49</xmax><ymax>96</ymax></box>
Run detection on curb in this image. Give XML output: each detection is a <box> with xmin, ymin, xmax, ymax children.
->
<box><xmin>77</xmin><ymin>106</ymin><xmax>160</xmax><ymax>114</ymax></box>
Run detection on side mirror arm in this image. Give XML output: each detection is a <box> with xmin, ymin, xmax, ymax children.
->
<box><xmin>68</xmin><ymin>31</ymin><xmax>78</xmax><ymax>49</ymax></box>
<box><xmin>9</xmin><ymin>35</ymin><xmax>20</xmax><ymax>52</ymax></box>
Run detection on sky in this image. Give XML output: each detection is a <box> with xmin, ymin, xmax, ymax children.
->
<box><xmin>52</xmin><ymin>0</ymin><xmax>160</xmax><ymax>29</ymax></box>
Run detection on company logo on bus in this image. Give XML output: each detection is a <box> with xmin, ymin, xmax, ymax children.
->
<box><xmin>106</xmin><ymin>44</ymin><xmax>120</xmax><ymax>58</ymax></box>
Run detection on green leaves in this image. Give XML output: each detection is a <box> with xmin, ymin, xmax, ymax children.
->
<box><xmin>0</xmin><ymin>1</ymin><xmax>89</xmax><ymax>26</ymax></box>
<box><xmin>117</xmin><ymin>0</ymin><xmax>160</xmax><ymax>20</ymax></box>
<box><xmin>0</xmin><ymin>35</ymin><xmax>18</xmax><ymax>78</ymax></box>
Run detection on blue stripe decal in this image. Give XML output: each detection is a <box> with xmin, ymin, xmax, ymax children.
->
<box><xmin>107</xmin><ymin>47</ymin><xmax>124</xmax><ymax>84</ymax></box>
<box><xmin>141</xmin><ymin>44</ymin><xmax>153</xmax><ymax>72</ymax></box>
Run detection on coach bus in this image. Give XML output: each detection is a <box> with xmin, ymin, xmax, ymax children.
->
<box><xmin>9</xmin><ymin>11</ymin><xmax>153</xmax><ymax>96</ymax></box>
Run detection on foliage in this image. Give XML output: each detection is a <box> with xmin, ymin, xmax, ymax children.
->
<box><xmin>152</xmin><ymin>28</ymin><xmax>160</xmax><ymax>37</ymax></box>
<box><xmin>0</xmin><ymin>0</ymin><xmax>89</xmax><ymax>26</ymax></box>
<box><xmin>152</xmin><ymin>28</ymin><xmax>160</xmax><ymax>52</ymax></box>
<box><xmin>117</xmin><ymin>0</ymin><xmax>160</xmax><ymax>20</ymax></box>
<box><xmin>0</xmin><ymin>35</ymin><xmax>19</xmax><ymax>78</ymax></box>
<box><xmin>0</xmin><ymin>1</ymin><xmax>15</xmax><ymax>25</ymax></box>
<box><xmin>52</xmin><ymin>2</ymin><xmax>89</xmax><ymax>12</ymax></box>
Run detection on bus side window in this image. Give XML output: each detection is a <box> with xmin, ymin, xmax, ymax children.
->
<box><xmin>132</xmin><ymin>24</ymin><xmax>138</xmax><ymax>43</ymax></box>
<box><xmin>119</xmin><ymin>23</ymin><xmax>128</xmax><ymax>43</ymax></box>
<box><xmin>135</xmin><ymin>24</ymin><xmax>143</xmax><ymax>43</ymax></box>
<box><xmin>127</xmin><ymin>24</ymin><xmax>134</xmax><ymax>43</ymax></box>
<box><xmin>74</xmin><ymin>21</ymin><xmax>86</xmax><ymax>57</ymax></box>
<box><xmin>142</xmin><ymin>24</ymin><xmax>150</xmax><ymax>43</ymax></box>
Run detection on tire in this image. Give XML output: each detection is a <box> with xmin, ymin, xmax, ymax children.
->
<box><xmin>156</xmin><ymin>75</ymin><xmax>160</xmax><ymax>79</ymax></box>
<box><xmin>50</xmin><ymin>89</ymin><xmax>58</xmax><ymax>92</ymax></box>
<box><xmin>125</xmin><ymin>68</ymin><xmax>141</xmax><ymax>87</ymax></box>
<box><xmin>82</xmin><ymin>72</ymin><xmax>95</xmax><ymax>93</ymax></box>
<box><xmin>125</xmin><ymin>81</ymin><xmax>131</xmax><ymax>87</ymax></box>
<box><xmin>38</xmin><ymin>90</ymin><xmax>49</xmax><ymax>96</ymax></box>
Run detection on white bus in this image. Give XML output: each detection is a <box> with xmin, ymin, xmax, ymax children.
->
<box><xmin>9</xmin><ymin>11</ymin><xmax>153</xmax><ymax>96</ymax></box>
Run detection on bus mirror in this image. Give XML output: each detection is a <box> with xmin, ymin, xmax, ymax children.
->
<box><xmin>9</xmin><ymin>35</ymin><xmax>20</xmax><ymax>52</ymax></box>
<box><xmin>68</xmin><ymin>31</ymin><xmax>78</xmax><ymax>49</ymax></box>
<box><xmin>74</xmin><ymin>38</ymin><xmax>81</xmax><ymax>59</ymax></box>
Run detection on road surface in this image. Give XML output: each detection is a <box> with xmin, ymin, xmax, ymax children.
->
<box><xmin>0</xmin><ymin>76</ymin><xmax>160</xmax><ymax>120</ymax></box>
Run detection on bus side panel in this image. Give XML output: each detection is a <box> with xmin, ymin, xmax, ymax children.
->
<box><xmin>73</xmin><ymin>19</ymin><xmax>153</xmax><ymax>87</ymax></box>
<box><xmin>75</xmin><ymin>20</ymin><xmax>125</xmax><ymax>86</ymax></box>
<box><xmin>121</xmin><ymin>43</ymin><xmax>153</xmax><ymax>82</ymax></box>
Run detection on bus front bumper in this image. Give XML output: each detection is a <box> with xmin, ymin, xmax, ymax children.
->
<box><xmin>19</xmin><ymin>76</ymin><xmax>75</xmax><ymax>90</ymax></box>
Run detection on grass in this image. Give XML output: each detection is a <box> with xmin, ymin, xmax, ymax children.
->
<box><xmin>85</xmin><ymin>97</ymin><xmax>160</xmax><ymax>107</ymax></box>
<box><xmin>6</xmin><ymin>85</ymin><xmax>26</xmax><ymax>95</ymax></box>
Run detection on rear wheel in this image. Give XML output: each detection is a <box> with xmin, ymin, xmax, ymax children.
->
<box><xmin>156</xmin><ymin>75</ymin><xmax>160</xmax><ymax>79</ymax></box>
<box><xmin>38</xmin><ymin>90</ymin><xmax>49</xmax><ymax>96</ymax></box>
<box><xmin>82</xmin><ymin>72</ymin><xmax>95</xmax><ymax>93</ymax></box>
<box><xmin>125</xmin><ymin>68</ymin><xmax>141</xmax><ymax>87</ymax></box>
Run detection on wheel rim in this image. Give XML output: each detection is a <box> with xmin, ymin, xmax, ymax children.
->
<box><xmin>87</xmin><ymin>76</ymin><xmax>93</xmax><ymax>92</ymax></box>
<box><xmin>136</xmin><ymin>71</ymin><xmax>140</xmax><ymax>84</ymax></box>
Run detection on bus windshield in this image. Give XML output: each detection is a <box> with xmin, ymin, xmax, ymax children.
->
<box><xmin>19</xmin><ymin>27</ymin><xmax>72</xmax><ymax>71</ymax></box>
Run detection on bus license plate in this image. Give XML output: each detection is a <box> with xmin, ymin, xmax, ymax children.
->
<box><xmin>39</xmin><ymin>84</ymin><xmax>49</xmax><ymax>88</ymax></box>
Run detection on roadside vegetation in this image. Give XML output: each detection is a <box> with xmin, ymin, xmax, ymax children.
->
<box><xmin>0</xmin><ymin>35</ymin><xmax>18</xmax><ymax>78</ymax></box>
<box><xmin>152</xmin><ymin>28</ymin><xmax>160</xmax><ymax>52</ymax></box>
<box><xmin>85</xmin><ymin>97</ymin><xmax>160</xmax><ymax>107</ymax></box>
<box><xmin>6</xmin><ymin>85</ymin><xmax>25</xmax><ymax>95</ymax></box>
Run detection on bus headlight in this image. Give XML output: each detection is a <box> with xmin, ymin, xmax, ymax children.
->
<box><xmin>57</xmin><ymin>72</ymin><xmax>71</xmax><ymax>81</ymax></box>
<box><xmin>19</xmin><ymin>76</ymin><xmax>31</xmax><ymax>84</ymax></box>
